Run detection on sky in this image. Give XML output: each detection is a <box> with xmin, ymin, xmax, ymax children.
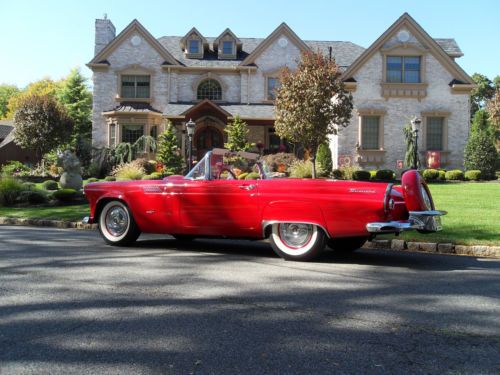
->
<box><xmin>1</xmin><ymin>0</ymin><xmax>499</xmax><ymax>88</ymax></box>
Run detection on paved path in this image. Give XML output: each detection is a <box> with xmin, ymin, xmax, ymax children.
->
<box><xmin>1</xmin><ymin>226</ymin><xmax>499</xmax><ymax>374</ymax></box>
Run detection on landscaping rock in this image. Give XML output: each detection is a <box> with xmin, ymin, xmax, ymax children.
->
<box><xmin>437</xmin><ymin>243</ymin><xmax>455</xmax><ymax>254</ymax></box>
<box><xmin>391</xmin><ymin>239</ymin><xmax>406</xmax><ymax>251</ymax></box>
<box><xmin>365</xmin><ymin>239</ymin><xmax>391</xmax><ymax>249</ymax></box>
<box><xmin>407</xmin><ymin>242</ymin><xmax>437</xmax><ymax>252</ymax></box>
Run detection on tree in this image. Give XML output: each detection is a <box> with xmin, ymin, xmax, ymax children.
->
<box><xmin>13</xmin><ymin>94</ymin><xmax>73</xmax><ymax>161</ymax></box>
<box><xmin>7</xmin><ymin>78</ymin><xmax>62</xmax><ymax>119</ymax></box>
<box><xmin>470</xmin><ymin>73</ymin><xmax>495</xmax><ymax>117</ymax></box>
<box><xmin>275</xmin><ymin>51</ymin><xmax>353</xmax><ymax>178</ymax></box>
<box><xmin>487</xmin><ymin>87</ymin><xmax>500</xmax><ymax>142</ymax></box>
<box><xmin>58</xmin><ymin>68</ymin><xmax>92</xmax><ymax>164</ymax></box>
<box><xmin>156</xmin><ymin>121</ymin><xmax>184</xmax><ymax>175</ymax></box>
<box><xmin>224</xmin><ymin>115</ymin><xmax>253</xmax><ymax>152</ymax></box>
<box><xmin>0</xmin><ymin>85</ymin><xmax>20</xmax><ymax>119</ymax></box>
<box><xmin>316</xmin><ymin>142</ymin><xmax>332</xmax><ymax>175</ymax></box>
<box><xmin>463</xmin><ymin>110</ymin><xmax>498</xmax><ymax>179</ymax></box>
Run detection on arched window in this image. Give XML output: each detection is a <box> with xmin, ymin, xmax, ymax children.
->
<box><xmin>197</xmin><ymin>79</ymin><xmax>222</xmax><ymax>101</ymax></box>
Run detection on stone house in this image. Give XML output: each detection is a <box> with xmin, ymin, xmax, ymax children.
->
<box><xmin>88</xmin><ymin>13</ymin><xmax>474</xmax><ymax>170</ymax></box>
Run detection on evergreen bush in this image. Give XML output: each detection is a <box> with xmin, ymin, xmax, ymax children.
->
<box><xmin>352</xmin><ymin>170</ymin><xmax>371</xmax><ymax>181</ymax></box>
<box><xmin>18</xmin><ymin>190</ymin><xmax>47</xmax><ymax>204</ymax></box>
<box><xmin>438</xmin><ymin>170</ymin><xmax>446</xmax><ymax>181</ymax></box>
<box><xmin>316</xmin><ymin>143</ymin><xmax>333</xmax><ymax>176</ymax></box>
<box><xmin>42</xmin><ymin>180</ymin><xmax>59</xmax><ymax>190</ymax></box>
<box><xmin>0</xmin><ymin>177</ymin><xmax>24</xmax><ymax>206</ymax></box>
<box><xmin>464</xmin><ymin>170</ymin><xmax>482</xmax><ymax>181</ymax></box>
<box><xmin>332</xmin><ymin>169</ymin><xmax>344</xmax><ymax>179</ymax></box>
<box><xmin>52</xmin><ymin>188</ymin><xmax>78</xmax><ymax>202</ymax></box>
<box><xmin>445</xmin><ymin>170</ymin><xmax>464</xmax><ymax>181</ymax></box>
<box><xmin>422</xmin><ymin>169</ymin><xmax>440</xmax><ymax>181</ymax></box>
<box><xmin>156</xmin><ymin>121</ymin><xmax>184</xmax><ymax>175</ymax></box>
<box><xmin>375</xmin><ymin>169</ymin><xmax>395</xmax><ymax>181</ymax></box>
<box><xmin>104</xmin><ymin>176</ymin><xmax>116</xmax><ymax>182</ymax></box>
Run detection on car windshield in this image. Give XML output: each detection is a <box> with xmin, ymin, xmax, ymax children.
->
<box><xmin>185</xmin><ymin>148</ymin><xmax>266</xmax><ymax>180</ymax></box>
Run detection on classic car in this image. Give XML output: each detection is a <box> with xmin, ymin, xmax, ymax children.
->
<box><xmin>83</xmin><ymin>148</ymin><xmax>446</xmax><ymax>261</ymax></box>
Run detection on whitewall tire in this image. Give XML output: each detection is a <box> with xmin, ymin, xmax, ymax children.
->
<box><xmin>270</xmin><ymin>223</ymin><xmax>326</xmax><ymax>261</ymax></box>
<box><xmin>98</xmin><ymin>200</ymin><xmax>141</xmax><ymax>246</ymax></box>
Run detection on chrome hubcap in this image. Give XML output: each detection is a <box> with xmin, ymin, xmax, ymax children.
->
<box><xmin>105</xmin><ymin>206</ymin><xmax>128</xmax><ymax>237</ymax></box>
<box><xmin>279</xmin><ymin>223</ymin><xmax>313</xmax><ymax>248</ymax></box>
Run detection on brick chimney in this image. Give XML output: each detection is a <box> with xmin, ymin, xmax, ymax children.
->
<box><xmin>94</xmin><ymin>14</ymin><xmax>116</xmax><ymax>56</ymax></box>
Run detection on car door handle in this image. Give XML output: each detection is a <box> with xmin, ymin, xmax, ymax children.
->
<box><xmin>239</xmin><ymin>184</ymin><xmax>255</xmax><ymax>191</ymax></box>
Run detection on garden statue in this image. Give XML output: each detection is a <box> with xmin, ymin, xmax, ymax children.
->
<box><xmin>57</xmin><ymin>150</ymin><xmax>83</xmax><ymax>190</ymax></box>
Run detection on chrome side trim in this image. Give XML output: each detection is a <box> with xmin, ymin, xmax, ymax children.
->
<box><xmin>366</xmin><ymin>210</ymin><xmax>447</xmax><ymax>233</ymax></box>
<box><xmin>262</xmin><ymin>220</ymin><xmax>331</xmax><ymax>238</ymax></box>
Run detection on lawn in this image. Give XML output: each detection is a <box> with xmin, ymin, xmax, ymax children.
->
<box><xmin>0</xmin><ymin>203</ymin><xmax>89</xmax><ymax>222</ymax></box>
<box><xmin>380</xmin><ymin>182</ymin><xmax>500</xmax><ymax>246</ymax></box>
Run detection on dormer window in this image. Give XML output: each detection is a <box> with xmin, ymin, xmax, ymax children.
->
<box><xmin>222</xmin><ymin>41</ymin><xmax>234</xmax><ymax>55</ymax></box>
<box><xmin>189</xmin><ymin>39</ymin><xmax>200</xmax><ymax>54</ymax></box>
<box><xmin>214</xmin><ymin>28</ymin><xmax>241</xmax><ymax>59</ymax></box>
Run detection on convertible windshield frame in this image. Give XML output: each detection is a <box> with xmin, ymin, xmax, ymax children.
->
<box><xmin>185</xmin><ymin>148</ymin><xmax>266</xmax><ymax>180</ymax></box>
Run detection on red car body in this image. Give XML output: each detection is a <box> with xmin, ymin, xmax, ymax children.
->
<box><xmin>84</xmin><ymin>149</ymin><xmax>445</xmax><ymax>261</ymax></box>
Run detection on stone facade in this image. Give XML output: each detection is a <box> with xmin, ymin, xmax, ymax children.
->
<box><xmin>88</xmin><ymin>14</ymin><xmax>474</xmax><ymax>169</ymax></box>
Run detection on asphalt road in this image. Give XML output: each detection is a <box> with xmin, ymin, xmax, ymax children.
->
<box><xmin>0</xmin><ymin>226</ymin><xmax>499</xmax><ymax>375</ymax></box>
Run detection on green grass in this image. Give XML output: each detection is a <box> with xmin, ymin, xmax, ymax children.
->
<box><xmin>0</xmin><ymin>203</ymin><xmax>89</xmax><ymax>222</ymax></box>
<box><xmin>381</xmin><ymin>182</ymin><xmax>500</xmax><ymax>246</ymax></box>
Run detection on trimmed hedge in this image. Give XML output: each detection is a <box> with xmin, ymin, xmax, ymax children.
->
<box><xmin>445</xmin><ymin>169</ymin><xmax>464</xmax><ymax>181</ymax></box>
<box><xmin>52</xmin><ymin>188</ymin><xmax>78</xmax><ymax>202</ymax></box>
<box><xmin>422</xmin><ymin>169</ymin><xmax>440</xmax><ymax>181</ymax></box>
<box><xmin>352</xmin><ymin>170</ymin><xmax>371</xmax><ymax>181</ymax></box>
<box><xmin>464</xmin><ymin>170</ymin><xmax>482</xmax><ymax>181</ymax></box>
<box><xmin>332</xmin><ymin>169</ymin><xmax>343</xmax><ymax>180</ymax></box>
<box><xmin>369</xmin><ymin>170</ymin><xmax>377</xmax><ymax>180</ymax></box>
<box><xmin>438</xmin><ymin>170</ymin><xmax>446</xmax><ymax>181</ymax></box>
<box><xmin>375</xmin><ymin>169</ymin><xmax>395</xmax><ymax>181</ymax></box>
<box><xmin>104</xmin><ymin>176</ymin><xmax>116</xmax><ymax>182</ymax></box>
<box><xmin>18</xmin><ymin>190</ymin><xmax>47</xmax><ymax>204</ymax></box>
<box><xmin>86</xmin><ymin>178</ymin><xmax>99</xmax><ymax>183</ymax></box>
<box><xmin>42</xmin><ymin>180</ymin><xmax>59</xmax><ymax>190</ymax></box>
<box><xmin>245</xmin><ymin>172</ymin><xmax>261</xmax><ymax>180</ymax></box>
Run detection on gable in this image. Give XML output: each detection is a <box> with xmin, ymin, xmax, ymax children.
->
<box><xmin>88</xmin><ymin>19</ymin><xmax>179</xmax><ymax>67</ymax></box>
<box><xmin>341</xmin><ymin>13</ymin><xmax>473</xmax><ymax>85</ymax></box>
<box><xmin>240</xmin><ymin>22</ymin><xmax>310</xmax><ymax>66</ymax></box>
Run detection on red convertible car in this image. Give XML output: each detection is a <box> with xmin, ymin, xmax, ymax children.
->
<box><xmin>84</xmin><ymin>149</ymin><xmax>446</xmax><ymax>261</ymax></box>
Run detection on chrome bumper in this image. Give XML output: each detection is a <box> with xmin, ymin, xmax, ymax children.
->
<box><xmin>366</xmin><ymin>210</ymin><xmax>447</xmax><ymax>233</ymax></box>
<box><xmin>82</xmin><ymin>216</ymin><xmax>91</xmax><ymax>224</ymax></box>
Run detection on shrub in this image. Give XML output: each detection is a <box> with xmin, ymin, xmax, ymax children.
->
<box><xmin>141</xmin><ymin>172</ymin><xmax>163</xmax><ymax>180</ymax></box>
<box><xmin>42</xmin><ymin>180</ymin><xmax>59</xmax><ymax>190</ymax></box>
<box><xmin>237</xmin><ymin>172</ymin><xmax>248</xmax><ymax>180</ymax></box>
<box><xmin>86</xmin><ymin>163</ymin><xmax>101</xmax><ymax>178</ymax></box>
<box><xmin>52</xmin><ymin>188</ymin><xmax>78</xmax><ymax>202</ymax></box>
<box><xmin>375</xmin><ymin>169</ymin><xmax>395</xmax><ymax>181</ymax></box>
<box><xmin>332</xmin><ymin>169</ymin><xmax>344</xmax><ymax>179</ymax></box>
<box><xmin>18</xmin><ymin>190</ymin><xmax>47</xmax><ymax>204</ymax></box>
<box><xmin>352</xmin><ymin>170</ymin><xmax>371</xmax><ymax>181</ymax></box>
<box><xmin>245</xmin><ymin>172</ymin><xmax>261</xmax><ymax>180</ymax></box>
<box><xmin>0</xmin><ymin>177</ymin><xmax>24</xmax><ymax>206</ymax></box>
<box><xmin>339</xmin><ymin>165</ymin><xmax>359</xmax><ymax>180</ymax></box>
<box><xmin>316</xmin><ymin>143</ymin><xmax>332</xmax><ymax>176</ymax></box>
<box><xmin>112</xmin><ymin>160</ymin><xmax>145</xmax><ymax>181</ymax></box>
<box><xmin>1</xmin><ymin>161</ymin><xmax>31</xmax><ymax>177</ymax></box>
<box><xmin>22</xmin><ymin>182</ymin><xmax>36</xmax><ymax>191</ymax></box>
<box><xmin>422</xmin><ymin>169</ymin><xmax>440</xmax><ymax>182</ymax></box>
<box><xmin>445</xmin><ymin>169</ymin><xmax>464</xmax><ymax>181</ymax></box>
<box><xmin>261</xmin><ymin>153</ymin><xmax>298</xmax><ymax>173</ymax></box>
<box><xmin>438</xmin><ymin>170</ymin><xmax>446</xmax><ymax>181</ymax></box>
<box><xmin>104</xmin><ymin>176</ymin><xmax>116</xmax><ymax>182</ymax></box>
<box><xmin>369</xmin><ymin>170</ymin><xmax>377</xmax><ymax>180</ymax></box>
<box><xmin>86</xmin><ymin>178</ymin><xmax>99</xmax><ymax>183</ymax></box>
<box><xmin>464</xmin><ymin>110</ymin><xmax>498</xmax><ymax>179</ymax></box>
<box><xmin>290</xmin><ymin>160</ymin><xmax>324</xmax><ymax>178</ymax></box>
<box><xmin>464</xmin><ymin>170</ymin><xmax>482</xmax><ymax>181</ymax></box>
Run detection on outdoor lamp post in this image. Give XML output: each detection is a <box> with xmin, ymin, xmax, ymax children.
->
<box><xmin>185</xmin><ymin>118</ymin><xmax>196</xmax><ymax>170</ymax></box>
<box><xmin>411</xmin><ymin>117</ymin><xmax>422</xmax><ymax>169</ymax></box>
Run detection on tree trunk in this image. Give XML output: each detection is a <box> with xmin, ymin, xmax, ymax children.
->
<box><xmin>311</xmin><ymin>146</ymin><xmax>317</xmax><ymax>179</ymax></box>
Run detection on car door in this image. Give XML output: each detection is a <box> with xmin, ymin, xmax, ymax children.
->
<box><xmin>179</xmin><ymin>178</ymin><xmax>261</xmax><ymax>237</ymax></box>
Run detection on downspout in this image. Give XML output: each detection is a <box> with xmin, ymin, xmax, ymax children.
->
<box><xmin>247</xmin><ymin>68</ymin><xmax>250</xmax><ymax>104</ymax></box>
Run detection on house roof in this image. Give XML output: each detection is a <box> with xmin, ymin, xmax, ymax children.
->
<box><xmin>0</xmin><ymin>121</ymin><xmax>14</xmax><ymax>140</ymax></box>
<box><xmin>434</xmin><ymin>38</ymin><xmax>463</xmax><ymax>57</ymax></box>
<box><xmin>163</xmin><ymin>102</ymin><xmax>275</xmax><ymax>120</ymax></box>
<box><xmin>0</xmin><ymin>130</ymin><xmax>14</xmax><ymax>148</ymax></box>
<box><xmin>103</xmin><ymin>102</ymin><xmax>163</xmax><ymax>114</ymax></box>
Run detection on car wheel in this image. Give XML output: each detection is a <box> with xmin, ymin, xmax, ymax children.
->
<box><xmin>327</xmin><ymin>236</ymin><xmax>368</xmax><ymax>253</ymax></box>
<box><xmin>270</xmin><ymin>223</ymin><xmax>326</xmax><ymax>261</ymax></box>
<box><xmin>99</xmin><ymin>200</ymin><xmax>141</xmax><ymax>246</ymax></box>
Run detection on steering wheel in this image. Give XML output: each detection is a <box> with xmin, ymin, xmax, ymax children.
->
<box><xmin>217</xmin><ymin>168</ymin><xmax>236</xmax><ymax>180</ymax></box>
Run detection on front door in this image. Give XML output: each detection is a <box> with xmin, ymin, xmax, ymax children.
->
<box><xmin>195</xmin><ymin>126</ymin><xmax>223</xmax><ymax>160</ymax></box>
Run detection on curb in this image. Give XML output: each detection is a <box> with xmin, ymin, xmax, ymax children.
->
<box><xmin>364</xmin><ymin>239</ymin><xmax>500</xmax><ymax>259</ymax></box>
<box><xmin>0</xmin><ymin>217</ymin><xmax>98</xmax><ymax>230</ymax></box>
<box><xmin>1</xmin><ymin>217</ymin><xmax>498</xmax><ymax>259</ymax></box>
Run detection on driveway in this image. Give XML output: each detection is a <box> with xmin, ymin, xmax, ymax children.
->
<box><xmin>1</xmin><ymin>226</ymin><xmax>499</xmax><ymax>374</ymax></box>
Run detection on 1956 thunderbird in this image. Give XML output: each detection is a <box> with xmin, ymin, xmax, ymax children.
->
<box><xmin>84</xmin><ymin>148</ymin><xmax>446</xmax><ymax>261</ymax></box>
